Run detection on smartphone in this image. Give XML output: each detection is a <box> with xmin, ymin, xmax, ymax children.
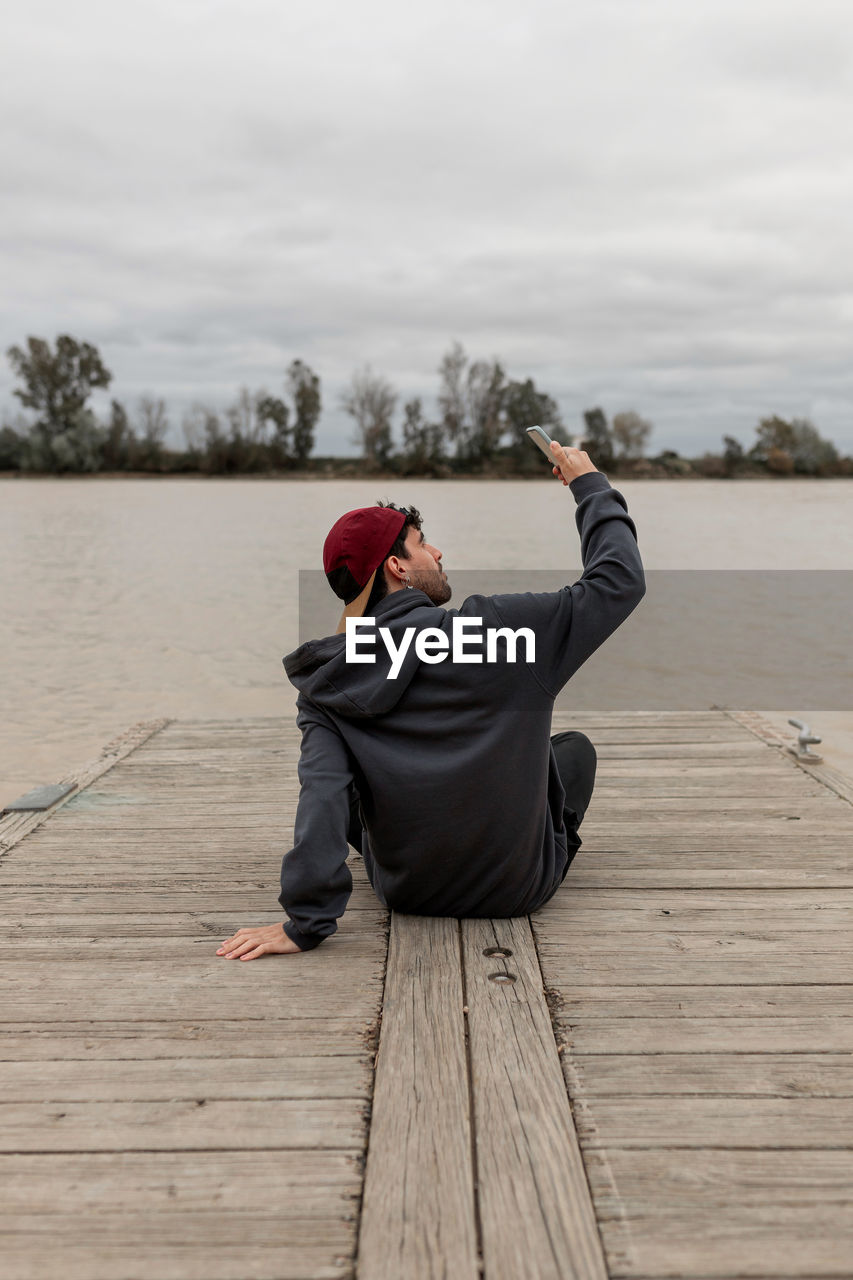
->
<box><xmin>526</xmin><ymin>425</ymin><xmax>554</xmax><ymax>458</ymax></box>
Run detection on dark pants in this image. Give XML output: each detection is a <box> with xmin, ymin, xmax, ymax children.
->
<box><xmin>347</xmin><ymin>730</ymin><xmax>597</xmax><ymax>881</ymax></box>
<box><xmin>550</xmin><ymin>730</ymin><xmax>597</xmax><ymax>877</ymax></box>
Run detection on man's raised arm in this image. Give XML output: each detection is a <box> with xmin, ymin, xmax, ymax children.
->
<box><xmin>485</xmin><ymin>443</ymin><xmax>645</xmax><ymax>697</ymax></box>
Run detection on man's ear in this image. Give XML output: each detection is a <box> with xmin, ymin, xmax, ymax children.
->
<box><xmin>385</xmin><ymin>555</ymin><xmax>408</xmax><ymax>585</ymax></box>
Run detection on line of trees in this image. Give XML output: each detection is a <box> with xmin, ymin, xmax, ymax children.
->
<box><xmin>0</xmin><ymin>336</ymin><xmax>321</xmax><ymax>475</ymax></box>
<box><xmin>2</xmin><ymin>334</ymin><xmax>851</xmax><ymax>477</ymax></box>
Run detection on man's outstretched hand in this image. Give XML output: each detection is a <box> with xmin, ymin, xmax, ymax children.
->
<box><xmin>217</xmin><ymin>923</ymin><xmax>302</xmax><ymax>960</ymax></box>
<box><xmin>549</xmin><ymin>441</ymin><xmax>599</xmax><ymax>486</ymax></box>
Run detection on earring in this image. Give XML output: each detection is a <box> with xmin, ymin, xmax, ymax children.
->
<box><xmin>405</xmin><ymin>574</ymin><xmax>413</xmax><ymax>589</ymax></box>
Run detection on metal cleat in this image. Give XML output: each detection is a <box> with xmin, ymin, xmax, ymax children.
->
<box><xmin>786</xmin><ymin>718</ymin><xmax>823</xmax><ymax>764</ymax></box>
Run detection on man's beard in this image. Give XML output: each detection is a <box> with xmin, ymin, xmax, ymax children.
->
<box><xmin>408</xmin><ymin>567</ymin><xmax>452</xmax><ymax>605</ymax></box>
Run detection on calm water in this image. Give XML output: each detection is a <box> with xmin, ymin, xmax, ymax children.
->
<box><xmin>2</xmin><ymin>476</ymin><xmax>853</xmax><ymax>802</ymax></box>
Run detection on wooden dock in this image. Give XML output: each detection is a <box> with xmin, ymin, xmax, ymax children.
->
<box><xmin>1</xmin><ymin>711</ymin><xmax>851</xmax><ymax>1279</ymax></box>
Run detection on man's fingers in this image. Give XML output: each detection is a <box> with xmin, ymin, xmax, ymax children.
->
<box><xmin>223</xmin><ymin>937</ymin><xmax>261</xmax><ymax>958</ymax></box>
<box><xmin>218</xmin><ymin>926</ymin><xmax>258</xmax><ymax>952</ymax></box>
<box><xmin>239</xmin><ymin>945</ymin><xmax>268</xmax><ymax>961</ymax></box>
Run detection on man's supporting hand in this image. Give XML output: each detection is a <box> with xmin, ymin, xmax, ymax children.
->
<box><xmin>216</xmin><ymin>923</ymin><xmax>302</xmax><ymax>960</ymax></box>
<box><xmin>549</xmin><ymin>441</ymin><xmax>599</xmax><ymax>486</ymax></box>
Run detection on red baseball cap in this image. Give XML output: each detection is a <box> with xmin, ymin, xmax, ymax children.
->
<box><xmin>323</xmin><ymin>506</ymin><xmax>408</xmax><ymax>633</ymax></box>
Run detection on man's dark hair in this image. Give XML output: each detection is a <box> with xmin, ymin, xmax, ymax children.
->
<box><xmin>366</xmin><ymin>500</ymin><xmax>423</xmax><ymax>610</ymax></box>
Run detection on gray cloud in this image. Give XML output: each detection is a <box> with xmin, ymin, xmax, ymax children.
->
<box><xmin>2</xmin><ymin>0</ymin><xmax>852</xmax><ymax>455</ymax></box>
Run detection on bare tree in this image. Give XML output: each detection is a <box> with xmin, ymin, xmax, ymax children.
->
<box><xmin>226</xmin><ymin>386</ymin><xmax>267</xmax><ymax>446</ymax></box>
<box><xmin>612</xmin><ymin>410</ymin><xmax>653</xmax><ymax>460</ymax></box>
<box><xmin>181</xmin><ymin>403</ymin><xmax>207</xmax><ymax>454</ymax></box>
<box><xmin>341</xmin><ymin>365</ymin><xmax>397</xmax><ymax>467</ymax></box>
<box><xmin>466</xmin><ymin>358</ymin><xmax>506</xmax><ymax>460</ymax></box>
<box><xmin>437</xmin><ymin>340</ymin><xmax>467</xmax><ymax>451</ymax></box>
<box><xmin>137</xmin><ymin>395</ymin><xmax>169</xmax><ymax>446</ymax></box>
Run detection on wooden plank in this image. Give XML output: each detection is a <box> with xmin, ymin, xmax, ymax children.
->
<box><xmin>0</xmin><ymin>963</ymin><xmax>383</xmax><ymax>1021</ymax></box>
<box><xmin>589</xmin><ymin>781</ymin><xmax>823</xmax><ymax>797</ymax></box>
<box><xmin>591</xmin><ymin>742</ymin><xmax>767</xmax><ymax>757</ymax></box>
<box><xmin>590</xmin><ymin>1149</ymin><xmax>853</xmax><ymax>1277</ymax></box>
<box><xmin>357</xmin><ymin>914</ymin><xmax>479</xmax><ymax>1280</ymax></box>
<box><xmin>0</xmin><ymin>933</ymin><xmax>384</xmax><ymax>960</ymax></box>
<box><xmin>0</xmin><ymin>1056</ymin><xmax>369</xmax><ymax>1101</ymax></box>
<box><xmin>0</xmin><ymin>1100</ymin><xmax>364</xmax><ymax>1152</ymax></box>
<box><xmin>0</xmin><ymin>1019</ymin><xmax>377</xmax><ymax>1060</ymax></box>
<box><xmin>533</xmin><ymin>952</ymin><xmax>853</xmax><ymax>986</ymax></box>
<box><xmin>577</xmin><ymin>1097</ymin><xmax>853</xmax><ymax>1148</ymax></box>
<box><xmin>563</xmin><ymin>1018</ymin><xmax>853</xmax><ymax>1054</ymax></box>
<box><xmin>567</xmin><ymin>1053</ymin><xmax>853</xmax><ymax>1097</ymax></box>
<box><xmin>589</xmin><ymin>761</ymin><xmax>813</xmax><ymax>777</ymax></box>
<box><xmin>555</xmin><ymin>726</ymin><xmax>757</xmax><ymax>742</ymax></box>
<box><xmin>547</xmin><ymin>985</ymin><xmax>853</xmax><ymax>1017</ymax></box>
<box><xmin>0</xmin><ymin>909</ymin><xmax>387</xmax><ymax>936</ymax></box>
<box><xmin>0</xmin><ymin>1149</ymin><xmax>359</xmax><ymax>1213</ymax></box>
<box><xmin>564</xmin><ymin>867</ymin><xmax>853</xmax><ymax>888</ymax></box>
<box><xmin>0</xmin><ymin>1231</ymin><xmax>353</xmax><ymax>1280</ymax></box>
<box><xmin>461</xmin><ymin>917</ymin><xmax>608</xmax><ymax>1280</ymax></box>
<box><xmin>585</xmin><ymin>795</ymin><xmax>845</xmax><ymax>813</ymax></box>
<box><xmin>0</xmin><ymin>891</ymin><xmax>377</xmax><ymax>913</ymax></box>
<box><xmin>538</xmin><ymin>900</ymin><xmax>853</xmax><ymax>931</ymax></box>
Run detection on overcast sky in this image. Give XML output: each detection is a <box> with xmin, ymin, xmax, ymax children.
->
<box><xmin>2</xmin><ymin>0</ymin><xmax>852</xmax><ymax>455</ymax></box>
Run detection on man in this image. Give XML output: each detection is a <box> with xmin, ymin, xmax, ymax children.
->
<box><xmin>218</xmin><ymin>440</ymin><xmax>644</xmax><ymax>960</ymax></box>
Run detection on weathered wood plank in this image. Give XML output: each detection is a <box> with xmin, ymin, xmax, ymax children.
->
<box><xmin>0</xmin><ymin>1056</ymin><xmax>369</xmax><ymax>1101</ymax></box>
<box><xmin>578</xmin><ymin>1096</ymin><xmax>853</xmax><ymax>1148</ymax></box>
<box><xmin>564</xmin><ymin>867</ymin><xmax>853</xmax><ymax>888</ymax></box>
<box><xmin>462</xmin><ymin>917</ymin><xmax>608</xmax><ymax>1280</ymax></box>
<box><xmin>567</xmin><ymin>1053</ymin><xmax>853</xmax><ymax>1097</ymax></box>
<box><xmin>0</xmin><ymin>964</ymin><xmax>383</xmax><ymax>1021</ymax></box>
<box><xmin>0</xmin><ymin>910</ymin><xmax>387</xmax><ymax>939</ymax></box>
<box><xmin>0</xmin><ymin>892</ymin><xmax>379</xmax><ymax>914</ymax></box>
<box><xmin>0</xmin><ymin>1232</ymin><xmax>353</xmax><ymax>1280</ymax></box>
<box><xmin>0</xmin><ymin>1100</ymin><xmax>364</xmax><ymax>1151</ymax></box>
<box><xmin>538</xmin><ymin>899</ymin><xmax>853</xmax><ymax>931</ymax></box>
<box><xmin>0</xmin><ymin>1019</ymin><xmax>376</xmax><ymax>1060</ymax></box>
<box><xmin>533</xmin><ymin>951</ymin><xmax>853</xmax><ymax>985</ymax></box>
<box><xmin>0</xmin><ymin>1149</ymin><xmax>359</xmax><ymax>1212</ymax></box>
<box><xmin>357</xmin><ymin>914</ymin><xmax>479</xmax><ymax>1280</ymax></box>
<box><xmin>563</xmin><ymin>1017</ymin><xmax>853</xmax><ymax>1054</ymax></box>
<box><xmin>589</xmin><ymin>1149</ymin><xmax>853</xmax><ymax>1277</ymax></box>
<box><xmin>548</xmin><ymin>985</ymin><xmax>853</xmax><ymax>1017</ymax></box>
<box><xmin>0</xmin><ymin>933</ymin><xmax>384</xmax><ymax>960</ymax></box>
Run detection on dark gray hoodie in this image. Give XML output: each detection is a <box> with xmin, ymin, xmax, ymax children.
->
<box><xmin>280</xmin><ymin>471</ymin><xmax>645</xmax><ymax>950</ymax></box>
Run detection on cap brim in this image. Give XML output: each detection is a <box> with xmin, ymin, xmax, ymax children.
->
<box><xmin>335</xmin><ymin>570</ymin><xmax>377</xmax><ymax>635</ymax></box>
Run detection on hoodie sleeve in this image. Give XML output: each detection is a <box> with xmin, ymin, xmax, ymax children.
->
<box><xmin>485</xmin><ymin>471</ymin><xmax>646</xmax><ymax>697</ymax></box>
<box><xmin>278</xmin><ymin>698</ymin><xmax>354</xmax><ymax>951</ymax></box>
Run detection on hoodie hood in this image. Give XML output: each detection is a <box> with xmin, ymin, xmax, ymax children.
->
<box><xmin>284</xmin><ymin>589</ymin><xmax>445</xmax><ymax>718</ymax></box>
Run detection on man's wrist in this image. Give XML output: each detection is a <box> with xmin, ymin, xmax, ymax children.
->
<box><xmin>282</xmin><ymin>920</ymin><xmax>322</xmax><ymax>951</ymax></box>
<box><xmin>569</xmin><ymin>471</ymin><xmax>610</xmax><ymax>499</ymax></box>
